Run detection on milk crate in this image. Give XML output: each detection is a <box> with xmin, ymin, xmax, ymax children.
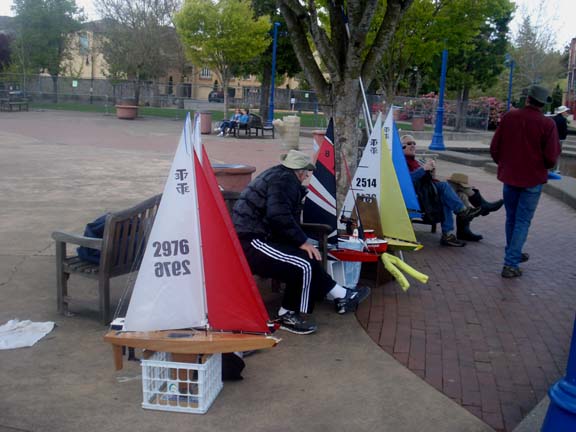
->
<box><xmin>141</xmin><ymin>351</ymin><xmax>223</xmax><ymax>414</ymax></box>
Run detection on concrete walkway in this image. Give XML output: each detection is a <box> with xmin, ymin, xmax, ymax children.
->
<box><xmin>0</xmin><ymin>110</ymin><xmax>573</xmax><ymax>432</ymax></box>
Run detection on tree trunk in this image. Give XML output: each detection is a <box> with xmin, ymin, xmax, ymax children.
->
<box><xmin>330</xmin><ymin>81</ymin><xmax>365</xmax><ymax>212</ymax></box>
<box><xmin>259</xmin><ymin>63</ymin><xmax>272</xmax><ymax>123</ymax></box>
<box><xmin>454</xmin><ymin>87</ymin><xmax>470</xmax><ymax>132</ymax></box>
<box><xmin>134</xmin><ymin>79</ymin><xmax>141</xmax><ymax>106</ymax></box>
<box><xmin>51</xmin><ymin>75</ymin><xmax>58</xmax><ymax>103</ymax></box>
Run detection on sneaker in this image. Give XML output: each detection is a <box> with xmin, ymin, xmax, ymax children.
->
<box><xmin>217</xmin><ymin>131</ymin><xmax>224</xmax><ymax>137</ymax></box>
<box><xmin>521</xmin><ymin>252</ymin><xmax>530</xmax><ymax>263</ymax></box>
<box><xmin>277</xmin><ymin>311</ymin><xmax>317</xmax><ymax>335</ymax></box>
<box><xmin>334</xmin><ymin>285</ymin><xmax>371</xmax><ymax>314</ymax></box>
<box><xmin>501</xmin><ymin>266</ymin><xmax>522</xmax><ymax>278</ymax></box>
<box><xmin>440</xmin><ymin>233</ymin><xmax>466</xmax><ymax>247</ymax></box>
<box><xmin>457</xmin><ymin>207</ymin><xmax>482</xmax><ymax>222</ymax></box>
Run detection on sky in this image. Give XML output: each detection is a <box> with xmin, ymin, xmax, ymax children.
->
<box><xmin>0</xmin><ymin>0</ymin><xmax>574</xmax><ymax>50</ymax></box>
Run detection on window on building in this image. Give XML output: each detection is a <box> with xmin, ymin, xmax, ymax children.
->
<box><xmin>200</xmin><ymin>68</ymin><xmax>212</xmax><ymax>79</ymax></box>
<box><xmin>79</xmin><ymin>33</ymin><xmax>90</xmax><ymax>55</ymax></box>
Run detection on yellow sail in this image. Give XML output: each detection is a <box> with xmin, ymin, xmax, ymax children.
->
<box><xmin>379</xmin><ymin>127</ymin><xmax>418</xmax><ymax>243</ymax></box>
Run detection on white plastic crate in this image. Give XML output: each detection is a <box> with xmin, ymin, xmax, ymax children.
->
<box><xmin>141</xmin><ymin>351</ymin><xmax>223</xmax><ymax>414</ymax></box>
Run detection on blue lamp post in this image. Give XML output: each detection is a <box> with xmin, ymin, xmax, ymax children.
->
<box><xmin>504</xmin><ymin>54</ymin><xmax>515</xmax><ymax>111</ymax></box>
<box><xmin>541</xmin><ymin>314</ymin><xmax>576</xmax><ymax>431</ymax></box>
<box><xmin>429</xmin><ymin>49</ymin><xmax>448</xmax><ymax>151</ymax></box>
<box><xmin>267</xmin><ymin>22</ymin><xmax>281</xmax><ymax>127</ymax></box>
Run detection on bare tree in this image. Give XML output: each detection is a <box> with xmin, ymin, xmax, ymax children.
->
<box><xmin>95</xmin><ymin>0</ymin><xmax>183</xmax><ymax>104</ymax></box>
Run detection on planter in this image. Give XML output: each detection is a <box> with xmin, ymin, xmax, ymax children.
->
<box><xmin>412</xmin><ymin>115</ymin><xmax>425</xmax><ymax>131</ymax></box>
<box><xmin>212</xmin><ymin>163</ymin><xmax>256</xmax><ymax>192</ymax></box>
<box><xmin>115</xmin><ymin>105</ymin><xmax>138</xmax><ymax>120</ymax></box>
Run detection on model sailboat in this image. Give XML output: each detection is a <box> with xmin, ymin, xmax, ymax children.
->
<box><xmin>104</xmin><ymin>114</ymin><xmax>278</xmax><ymax>370</ymax></box>
<box><xmin>339</xmin><ymin>110</ymin><xmax>422</xmax><ymax>250</ymax></box>
<box><xmin>303</xmin><ymin>118</ymin><xmax>387</xmax><ymax>263</ymax></box>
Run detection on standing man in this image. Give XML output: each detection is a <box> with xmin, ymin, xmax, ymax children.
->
<box><xmin>490</xmin><ymin>85</ymin><xmax>561</xmax><ymax>278</ymax></box>
<box><xmin>232</xmin><ymin>150</ymin><xmax>370</xmax><ymax>334</ymax></box>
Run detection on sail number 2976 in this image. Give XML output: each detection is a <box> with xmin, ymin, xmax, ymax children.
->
<box><xmin>152</xmin><ymin>239</ymin><xmax>191</xmax><ymax>278</ymax></box>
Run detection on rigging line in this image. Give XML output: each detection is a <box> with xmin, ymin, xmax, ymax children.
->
<box><xmin>340</xmin><ymin>149</ymin><xmax>366</xmax><ymax>241</ymax></box>
<box><xmin>338</xmin><ymin>3</ymin><xmax>373</xmax><ymax>135</ymax></box>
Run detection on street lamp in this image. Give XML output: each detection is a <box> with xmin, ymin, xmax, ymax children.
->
<box><xmin>429</xmin><ymin>49</ymin><xmax>448</xmax><ymax>151</ymax></box>
<box><xmin>504</xmin><ymin>53</ymin><xmax>515</xmax><ymax>111</ymax></box>
<box><xmin>267</xmin><ymin>22</ymin><xmax>281</xmax><ymax>127</ymax></box>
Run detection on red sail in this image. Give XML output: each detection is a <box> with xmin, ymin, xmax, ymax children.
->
<box><xmin>193</xmin><ymin>149</ymin><xmax>271</xmax><ymax>333</ymax></box>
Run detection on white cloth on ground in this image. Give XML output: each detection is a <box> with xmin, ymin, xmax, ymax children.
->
<box><xmin>0</xmin><ymin>319</ymin><xmax>55</xmax><ymax>349</ymax></box>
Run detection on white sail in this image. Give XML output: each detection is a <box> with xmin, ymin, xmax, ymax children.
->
<box><xmin>339</xmin><ymin>113</ymin><xmax>383</xmax><ymax>228</ymax></box>
<box><xmin>124</xmin><ymin>115</ymin><xmax>207</xmax><ymax>331</ymax></box>
<box><xmin>383</xmin><ymin>108</ymin><xmax>394</xmax><ymax>152</ymax></box>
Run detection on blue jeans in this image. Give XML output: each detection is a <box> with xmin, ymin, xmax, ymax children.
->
<box><xmin>503</xmin><ymin>184</ymin><xmax>542</xmax><ymax>267</ymax></box>
<box><xmin>435</xmin><ymin>181</ymin><xmax>465</xmax><ymax>233</ymax></box>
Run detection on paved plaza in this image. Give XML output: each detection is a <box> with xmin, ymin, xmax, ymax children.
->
<box><xmin>0</xmin><ymin>110</ymin><xmax>574</xmax><ymax>432</ymax></box>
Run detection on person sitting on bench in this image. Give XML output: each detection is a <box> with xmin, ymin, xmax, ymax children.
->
<box><xmin>232</xmin><ymin>150</ymin><xmax>370</xmax><ymax>334</ymax></box>
<box><xmin>216</xmin><ymin>108</ymin><xmax>242</xmax><ymax>136</ymax></box>
<box><xmin>402</xmin><ymin>135</ymin><xmax>501</xmax><ymax>246</ymax></box>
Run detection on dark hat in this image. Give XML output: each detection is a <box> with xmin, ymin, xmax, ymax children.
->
<box><xmin>527</xmin><ymin>85</ymin><xmax>551</xmax><ymax>104</ymax></box>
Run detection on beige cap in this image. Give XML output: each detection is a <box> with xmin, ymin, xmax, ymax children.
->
<box><xmin>447</xmin><ymin>173</ymin><xmax>470</xmax><ymax>187</ymax></box>
<box><xmin>281</xmin><ymin>150</ymin><xmax>316</xmax><ymax>171</ymax></box>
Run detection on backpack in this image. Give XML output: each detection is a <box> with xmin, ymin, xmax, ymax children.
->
<box><xmin>414</xmin><ymin>174</ymin><xmax>444</xmax><ymax>224</ymax></box>
<box><xmin>77</xmin><ymin>214</ymin><xmax>108</xmax><ymax>264</ymax></box>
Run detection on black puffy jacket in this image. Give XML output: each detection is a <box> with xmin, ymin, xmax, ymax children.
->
<box><xmin>232</xmin><ymin>165</ymin><xmax>308</xmax><ymax>247</ymax></box>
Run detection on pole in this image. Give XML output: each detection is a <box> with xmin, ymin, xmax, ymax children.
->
<box><xmin>506</xmin><ymin>59</ymin><xmax>515</xmax><ymax>111</ymax></box>
<box><xmin>541</xmin><ymin>314</ymin><xmax>576</xmax><ymax>431</ymax></box>
<box><xmin>267</xmin><ymin>22</ymin><xmax>280</xmax><ymax>127</ymax></box>
<box><xmin>429</xmin><ymin>49</ymin><xmax>448</xmax><ymax>151</ymax></box>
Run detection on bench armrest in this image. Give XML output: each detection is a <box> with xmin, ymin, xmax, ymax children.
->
<box><xmin>51</xmin><ymin>231</ymin><xmax>103</xmax><ymax>250</ymax></box>
<box><xmin>301</xmin><ymin>223</ymin><xmax>333</xmax><ymax>235</ymax></box>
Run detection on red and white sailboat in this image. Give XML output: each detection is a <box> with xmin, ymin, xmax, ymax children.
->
<box><xmin>104</xmin><ymin>114</ymin><xmax>278</xmax><ymax>370</ymax></box>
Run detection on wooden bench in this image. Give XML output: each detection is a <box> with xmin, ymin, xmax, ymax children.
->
<box><xmin>1</xmin><ymin>94</ymin><xmax>30</xmax><ymax>112</ymax></box>
<box><xmin>51</xmin><ymin>195</ymin><xmax>162</xmax><ymax>324</ymax></box>
<box><xmin>233</xmin><ymin>114</ymin><xmax>275</xmax><ymax>138</ymax></box>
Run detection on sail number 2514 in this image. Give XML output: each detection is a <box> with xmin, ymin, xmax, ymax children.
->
<box><xmin>152</xmin><ymin>239</ymin><xmax>191</xmax><ymax>277</ymax></box>
<box><xmin>356</xmin><ymin>177</ymin><xmax>377</xmax><ymax>188</ymax></box>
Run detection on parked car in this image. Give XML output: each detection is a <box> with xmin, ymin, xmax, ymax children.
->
<box><xmin>208</xmin><ymin>91</ymin><xmax>224</xmax><ymax>103</ymax></box>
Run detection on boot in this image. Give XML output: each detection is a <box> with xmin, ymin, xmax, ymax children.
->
<box><xmin>456</xmin><ymin>215</ymin><xmax>483</xmax><ymax>241</ymax></box>
<box><xmin>469</xmin><ymin>189</ymin><xmax>504</xmax><ymax>216</ymax></box>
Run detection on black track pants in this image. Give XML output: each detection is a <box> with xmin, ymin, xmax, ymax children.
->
<box><xmin>239</xmin><ymin>237</ymin><xmax>335</xmax><ymax>314</ymax></box>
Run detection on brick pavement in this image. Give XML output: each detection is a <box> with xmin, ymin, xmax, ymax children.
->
<box><xmin>357</xmin><ymin>162</ymin><xmax>576</xmax><ymax>431</ymax></box>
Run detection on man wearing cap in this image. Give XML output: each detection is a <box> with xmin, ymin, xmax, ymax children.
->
<box><xmin>490</xmin><ymin>85</ymin><xmax>561</xmax><ymax>278</ymax></box>
<box><xmin>232</xmin><ymin>149</ymin><xmax>370</xmax><ymax>334</ymax></box>
<box><xmin>553</xmin><ymin>105</ymin><xmax>570</xmax><ymax>143</ymax></box>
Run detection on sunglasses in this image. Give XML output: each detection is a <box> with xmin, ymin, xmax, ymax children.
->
<box><xmin>402</xmin><ymin>142</ymin><xmax>416</xmax><ymax>149</ymax></box>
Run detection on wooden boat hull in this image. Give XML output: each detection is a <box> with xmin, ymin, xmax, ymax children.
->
<box><xmin>104</xmin><ymin>330</ymin><xmax>280</xmax><ymax>370</ymax></box>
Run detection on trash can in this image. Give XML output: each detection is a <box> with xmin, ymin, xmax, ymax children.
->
<box><xmin>200</xmin><ymin>111</ymin><xmax>212</xmax><ymax>134</ymax></box>
<box><xmin>212</xmin><ymin>163</ymin><xmax>256</xmax><ymax>192</ymax></box>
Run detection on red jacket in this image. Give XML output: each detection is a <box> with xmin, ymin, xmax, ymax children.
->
<box><xmin>490</xmin><ymin>105</ymin><xmax>560</xmax><ymax>187</ymax></box>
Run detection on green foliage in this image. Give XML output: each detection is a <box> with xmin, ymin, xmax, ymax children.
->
<box><xmin>175</xmin><ymin>0</ymin><xmax>270</xmax><ymax>82</ymax></box>
<box><xmin>511</xmin><ymin>15</ymin><xmax>566</xmax><ymax>94</ymax></box>
<box><xmin>0</xmin><ymin>34</ymin><xmax>12</xmax><ymax>72</ymax></box>
<box><xmin>442</xmin><ymin>0</ymin><xmax>514</xmax><ymax>93</ymax></box>
<box><xmin>11</xmin><ymin>0</ymin><xmax>84</xmax><ymax>77</ymax></box>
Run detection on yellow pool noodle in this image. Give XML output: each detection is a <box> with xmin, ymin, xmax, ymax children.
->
<box><xmin>384</xmin><ymin>253</ymin><xmax>429</xmax><ymax>284</ymax></box>
<box><xmin>381</xmin><ymin>254</ymin><xmax>410</xmax><ymax>291</ymax></box>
